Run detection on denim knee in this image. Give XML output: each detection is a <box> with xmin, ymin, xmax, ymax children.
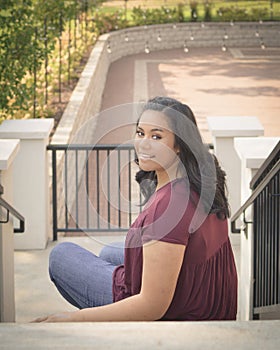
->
<box><xmin>99</xmin><ymin>242</ymin><xmax>124</xmax><ymax>266</ymax></box>
<box><xmin>49</xmin><ymin>242</ymin><xmax>75</xmax><ymax>281</ymax></box>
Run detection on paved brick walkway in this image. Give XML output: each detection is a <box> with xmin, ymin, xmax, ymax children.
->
<box><xmin>101</xmin><ymin>47</ymin><xmax>280</xmax><ymax>143</ymax></box>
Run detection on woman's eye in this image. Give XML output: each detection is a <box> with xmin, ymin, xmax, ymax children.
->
<box><xmin>136</xmin><ymin>130</ymin><xmax>161</xmax><ymax>140</ymax></box>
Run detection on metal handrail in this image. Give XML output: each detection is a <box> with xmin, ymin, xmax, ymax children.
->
<box><xmin>47</xmin><ymin>143</ymin><xmax>213</xmax><ymax>151</ymax></box>
<box><xmin>47</xmin><ymin>144</ymin><xmax>135</xmax><ymax>151</ymax></box>
<box><xmin>231</xmin><ymin>159</ymin><xmax>280</xmax><ymax>234</ymax></box>
<box><xmin>0</xmin><ymin>188</ymin><xmax>25</xmax><ymax>233</ymax></box>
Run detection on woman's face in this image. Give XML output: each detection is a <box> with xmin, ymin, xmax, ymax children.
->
<box><xmin>134</xmin><ymin>110</ymin><xmax>179</xmax><ymax>173</ymax></box>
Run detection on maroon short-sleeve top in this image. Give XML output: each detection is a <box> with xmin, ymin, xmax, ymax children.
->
<box><xmin>112</xmin><ymin>178</ymin><xmax>238</xmax><ymax>320</ymax></box>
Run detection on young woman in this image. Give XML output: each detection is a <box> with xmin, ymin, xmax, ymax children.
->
<box><xmin>34</xmin><ymin>96</ymin><xmax>237</xmax><ymax>322</ymax></box>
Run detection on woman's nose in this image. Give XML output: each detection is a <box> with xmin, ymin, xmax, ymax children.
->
<box><xmin>139</xmin><ymin>137</ymin><xmax>152</xmax><ymax>150</ymax></box>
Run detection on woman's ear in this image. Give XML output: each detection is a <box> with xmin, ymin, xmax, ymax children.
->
<box><xmin>175</xmin><ymin>144</ymin><xmax>180</xmax><ymax>155</ymax></box>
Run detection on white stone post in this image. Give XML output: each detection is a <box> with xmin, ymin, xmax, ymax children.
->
<box><xmin>234</xmin><ymin>137</ymin><xmax>279</xmax><ymax>321</ymax></box>
<box><xmin>0</xmin><ymin>139</ymin><xmax>20</xmax><ymax>322</ymax></box>
<box><xmin>207</xmin><ymin>117</ymin><xmax>264</xmax><ymax>221</ymax></box>
<box><xmin>0</xmin><ymin>120</ymin><xmax>53</xmax><ymax>250</ymax></box>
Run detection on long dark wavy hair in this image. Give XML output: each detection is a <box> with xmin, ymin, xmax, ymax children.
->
<box><xmin>135</xmin><ymin>96</ymin><xmax>230</xmax><ymax>220</ymax></box>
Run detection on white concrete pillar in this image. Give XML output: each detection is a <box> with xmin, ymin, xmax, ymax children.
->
<box><xmin>207</xmin><ymin>117</ymin><xmax>264</xmax><ymax>219</ymax></box>
<box><xmin>234</xmin><ymin>137</ymin><xmax>279</xmax><ymax>321</ymax></box>
<box><xmin>0</xmin><ymin>120</ymin><xmax>53</xmax><ymax>250</ymax></box>
<box><xmin>0</xmin><ymin>139</ymin><xmax>20</xmax><ymax>322</ymax></box>
<box><xmin>235</xmin><ymin>137</ymin><xmax>279</xmax><ymax>203</ymax></box>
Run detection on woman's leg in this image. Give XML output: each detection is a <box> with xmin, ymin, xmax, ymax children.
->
<box><xmin>99</xmin><ymin>241</ymin><xmax>125</xmax><ymax>266</ymax></box>
<box><xmin>49</xmin><ymin>242</ymin><xmax>115</xmax><ymax>309</ymax></box>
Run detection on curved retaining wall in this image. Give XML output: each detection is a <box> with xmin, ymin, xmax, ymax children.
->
<box><xmin>52</xmin><ymin>21</ymin><xmax>280</xmax><ymax>146</ymax></box>
<box><xmin>105</xmin><ymin>21</ymin><xmax>280</xmax><ymax>61</ymax></box>
<box><xmin>50</xmin><ymin>22</ymin><xmax>280</xmax><ymax>233</ymax></box>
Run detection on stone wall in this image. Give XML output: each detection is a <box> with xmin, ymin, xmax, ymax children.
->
<box><xmin>106</xmin><ymin>22</ymin><xmax>280</xmax><ymax>61</ymax></box>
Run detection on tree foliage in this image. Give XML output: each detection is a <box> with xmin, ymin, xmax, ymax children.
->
<box><xmin>0</xmin><ymin>1</ymin><xmax>277</xmax><ymax>120</ymax></box>
<box><xmin>0</xmin><ymin>0</ymin><xmax>90</xmax><ymax>118</ymax></box>
<box><xmin>0</xmin><ymin>1</ymin><xmax>35</xmax><ymax>115</ymax></box>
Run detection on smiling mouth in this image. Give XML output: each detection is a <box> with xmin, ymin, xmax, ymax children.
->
<box><xmin>138</xmin><ymin>153</ymin><xmax>155</xmax><ymax>160</ymax></box>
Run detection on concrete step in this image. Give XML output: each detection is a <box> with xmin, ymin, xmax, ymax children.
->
<box><xmin>0</xmin><ymin>320</ymin><xmax>279</xmax><ymax>349</ymax></box>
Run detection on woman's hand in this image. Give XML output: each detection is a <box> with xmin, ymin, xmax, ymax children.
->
<box><xmin>31</xmin><ymin>311</ymin><xmax>78</xmax><ymax>323</ymax></box>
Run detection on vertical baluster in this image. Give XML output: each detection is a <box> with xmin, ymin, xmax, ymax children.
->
<box><xmin>258</xmin><ymin>193</ymin><xmax>262</xmax><ymax>308</ymax></box>
<box><xmin>75</xmin><ymin>149</ymin><xmax>79</xmax><ymax>229</ymax></box>
<box><xmin>118</xmin><ymin>148</ymin><xmax>121</xmax><ymax>228</ymax></box>
<box><xmin>86</xmin><ymin>149</ymin><xmax>89</xmax><ymax>229</ymax></box>
<box><xmin>58</xmin><ymin>14</ymin><xmax>62</xmax><ymax>103</ymax></box>
<box><xmin>33</xmin><ymin>27</ymin><xmax>38</xmax><ymax>118</ymax></box>
<box><xmin>265</xmin><ymin>186</ymin><xmax>270</xmax><ymax>307</ymax></box>
<box><xmin>52</xmin><ymin>149</ymin><xmax>58</xmax><ymax>241</ymax></box>
<box><xmin>265</xmin><ymin>184</ymin><xmax>269</xmax><ymax>307</ymax></box>
<box><xmin>277</xmin><ymin>172</ymin><xmax>280</xmax><ymax>305</ymax></box>
<box><xmin>264</xmin><ymin>186</ymin><xmax>268</xmax><ymax>307</ymax></box>
<box><xmin>96</xmin><ymin>149</ymin><xmax>100</xmax><ymax>229</ymax></box>
<box><xmin>258</xmin><ymin>195</ymin><xmax>262</xmax><ymax>309</ymax></box>
<box><xmin>128</xmin><ymin>148</ymin><xmax>132</xmax><ymax>227</ymax></box>
<box><xmin>107</xmin><ymin>149</ymin><xmax>111</xmax><ymax>229</ymax></box>
<box><xmin>64</xmin><ymin>149</ymin><xmax>68</xmax><ymax>230</ymax></box>
<box><xmin>44</xmin><ymin>17</ymin><xmax>48</xmax><ymax>105</ymax></box>
<box><xmin>260</xmin><ymin>190</ymin><xmax>265</xmax><ymax>308</ymax></box>
<box><xmin>272</xmin><ymin>172</ymin><xmax>278</xmax><ymax>306</ymax></box>
<box><xmin>271</xmin><ymin>175</ymin><xmax>275</xmax><ymax>306</ymax></box>
<box><xmin>253</xmin><ymin>199</ymin><xmax>259</xmax><ymax>309</ymax></box>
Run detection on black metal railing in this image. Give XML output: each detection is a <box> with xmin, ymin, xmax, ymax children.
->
<box><xmin>0</xmin><ymin>184</ymin><xmax>25</xmax><ymax>233</ymax></box>
<box><xmin>47</xmin><ymin>144</ymin><xmax>142</xmax><ymax>241</ymax></box>
<box><xmin>48</xmin><ymin>142</ymin><xmax>214</xmax><ymax>241</ymax></box>
<box><xmin>231</xmin><ymin>141</ymin><xmax>280</xmax><ymax>318</ymax></box>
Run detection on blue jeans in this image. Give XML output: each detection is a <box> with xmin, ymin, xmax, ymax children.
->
<box><xmin>49</xmin><ymin>241</ymin><xmax>124</xmax><ymax>309</ymax></box>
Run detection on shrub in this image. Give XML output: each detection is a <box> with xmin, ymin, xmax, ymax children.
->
<box><xmin>217</xmin><ymin>5</ymin><xmax>269</xmax><ymax>22</ymax></box>
<box><xmin>190</xmin><ymin>1</ymin><xmax>198</xmax><ymax>22</ymax></box>
<box><xmin>217</xmin><ymin>6</ymin><xmax>249</xmax><ymax>22</ymax></box>
<box><xmin>177</xmin><ymin>3</ymin><xmax>185</xmax><ymax>23</ymax></box>
<box><xmin>92</xmin><ymin>10</ymin><xmax>128</xmax><ymax>35</ymax></box>
<box><xmin>204</xmin><ymin>0</ymin><xmax>212</xmax><ymax>22</ymax></box>
<box><xmin>131</xmin><ymin>6</ymin><xmax>179</xmax><ymax>27</ymax></box>
<box><xmin>250</xmin><ymin>7</ymin><xmax>269</xmax><ymax>21</ymax></box>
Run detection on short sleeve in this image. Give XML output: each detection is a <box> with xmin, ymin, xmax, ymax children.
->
<box><xmin>141</xmin><ymin>181</ymin><xmax>192</xmax><ymax>246</ymax></box>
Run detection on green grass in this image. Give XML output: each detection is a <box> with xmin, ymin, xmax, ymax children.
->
<box><xmin>102</xmin><ymin>0</ymin><xmax>280</xmax><ymax>21</ymax></box>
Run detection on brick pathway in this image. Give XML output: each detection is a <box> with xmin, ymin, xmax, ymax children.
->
<box><xmin>101</xmin><ymin>47</ymin><xmax>280</xmax><ymax>144</ymax></box>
